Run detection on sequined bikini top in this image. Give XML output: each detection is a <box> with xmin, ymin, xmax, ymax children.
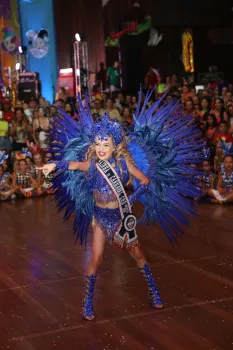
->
<box><xmin>87</xmin><ymin>157</ymin><xmax>130</xmax><ymax>204</ymax></box>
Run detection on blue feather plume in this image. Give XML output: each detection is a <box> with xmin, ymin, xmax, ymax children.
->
<box><xmin>128</xmin><ymin>91</ymin><xmax>204</xmax><ymax>246</ymax></box>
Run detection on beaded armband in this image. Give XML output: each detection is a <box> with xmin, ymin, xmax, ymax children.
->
<box><xmin>128</xmin><ymin>184</ymin><xmax>148</xmax><ymax>205</ymax></box>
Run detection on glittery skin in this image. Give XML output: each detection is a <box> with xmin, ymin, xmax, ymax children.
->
<box><xmin>82</xmin><ymin>274</ymin><xmax>96</xmax><ymax>320</ymax></box>
<box><xmin>89</xmin><ymin>157</ymin><xmax>130</xmax><ymax>244</ymax></box>
<box><xmin>139</xmin><ymin>264</ymin><xmax>163</xmax><ymax>308</ymax></box>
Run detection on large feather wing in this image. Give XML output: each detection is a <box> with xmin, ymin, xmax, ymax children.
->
<box><xmin>128</xmin><ymin>92</ymin><xmax>204</xmax><ymax>246</ymax></box>
<box><xmin>48</xmin><ymin>103</ymin><xmax>94</xmax><ymax>246</ymax></box>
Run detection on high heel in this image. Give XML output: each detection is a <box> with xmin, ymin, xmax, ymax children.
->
<box><xmin>82</xmin><ymin>274</ymin><xmax>96</xmax><ymax>321</ymax></box>
<box><xmin>139</xmin><ymin>264</ymin><xmax>164</xmax><ymax>309</ymax></box>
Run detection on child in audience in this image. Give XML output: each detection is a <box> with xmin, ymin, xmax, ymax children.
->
<box><xmin>211</xmin><ymin>155</ymin><xmax>233</xmax><ymax>203</ymax></box>
<box><xmin>199</xmin><ymin>160</ymin><xmax>215</xmax><ymax>202</ymax></box>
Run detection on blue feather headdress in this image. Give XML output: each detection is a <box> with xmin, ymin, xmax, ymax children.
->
<box><xmin>93</xmin><ymin>113</ymin><xmax>124</xmax><ymax>146</ymax></box>
<box><xmin>0</xmin><ymin>151</ymin><xmax>8</xmax><ymax>165</ymax></box>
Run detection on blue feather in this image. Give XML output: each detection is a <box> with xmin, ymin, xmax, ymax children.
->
<box><xmin>128</xmin><ymin>93</ymin><xmax>204</xmax><ymax>246</ymax></box>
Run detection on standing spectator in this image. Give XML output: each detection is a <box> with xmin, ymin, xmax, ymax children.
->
<box><xmin>96</xmin><ymin>62</ymin><xmax>107</xmax><ymax>91</ymax></box>
<box><xmin>2</xmin><ymin>99</ymin><xmax>14</xmax><ymax>124</ymax></box>
<box><xmin>33</xmin><ymin>106</ymin><xmax>50</xmax><ymax>150</ymax></box>
<box><xmin>10</xmin><ymin>108</ymin><xmax>31</xmax><ymax>152</ymax></box>
<box><xmin>0</xmin><ymin>111</ymin><xmax>11</xmax><ymax>151</ymax></box>
<box><xmin>107</xmin><ymin>60</ymin><xmax>120</xmax><ymax>99</ymax></box>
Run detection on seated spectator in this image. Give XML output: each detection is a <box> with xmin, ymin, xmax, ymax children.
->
<box><xmin>204</xmin><ymin>114</ymin><xmax>218</xmax><ymax>146</ymax></box>
<box><xmin>210</xmin><ymin>155</ymin><xmax>233</xmax><ymax>203</ymax></box>
<box><xmin>199</xmin><ymin>160</ymin><xmax>215</xmax><ymax>202</ymax></box>
<box><xmin>184</xmin><ymin>98</ymin><xmax>195</xmax><ymax>117</ymax></box>
<box><xmin>12</xmin><ymin>159</ymin><xmax>41</xmax><ymax>198</ymax></box>
<box><xmin>122</xmin><ymin>107</ymin><xmax>133</xmax><ymax>126</ymax></box>
<box><xmin>210</xmin><ymin>98</ymin><xmax>228</xmax><ymax>124</ymax></box>
<box><xmin>0</xmin><ymin>164</ymin><xmax>15</xmax><ymax>201</ymax></box>
<box><xmin>64</xmin><ymin>103</ymin><xmax>74</xmax><ymax>117</ymax></box>
<box><xmin>213</xmin><ymin>121</ymin><xmax>233</xmax><ymax>144</ymax></box>
<box><xmin>105</xmin><ymin>98</ymin><xmax>122</xmax><ymax>121</ymax></box>
<box><xmin>91</xmin><ymin>99</ymin><xmax>104</xmax><ymax>117</ymax></box>
<box><xmin>214</xmin><ymin>142</ymin><xmax>224</xmax><ymax>174</ymax></box>
<box><xmin>0</xmin><ymin>111</ymin><xmax>12</xmax><ymax>151</ymax></box>
<box><xmin>33</xmin><ymin>106</ymin><xmax>50</xmax><ymax>151</ymax></box>
<box><xmin>10</xmin><ymin>108</ymin><xmax>32</xmax><ymax>152</ymax></box>
<box><xmin>199</xmin><ymin>97</ymin><xmax>210</xmax><ymax>120</ymax></box>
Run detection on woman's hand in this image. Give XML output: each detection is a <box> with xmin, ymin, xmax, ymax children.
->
<box><xmin>37</xmin><ymin>163</ymin><xmax>56</xmax><ymax>176</ymax></box>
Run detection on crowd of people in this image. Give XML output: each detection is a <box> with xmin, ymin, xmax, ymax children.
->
<box><xmin>0</xmin><ymin>72</ymin><xmax>233</xmax><ymax>204</ymax></box>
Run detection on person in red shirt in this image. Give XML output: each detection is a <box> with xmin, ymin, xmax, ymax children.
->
<box><xmin>214</xmin><ymin>121</ymin><xmax>233</xmax><ymax>144</ymax></box>
<box><xmin>2</xmin><ymin>99</ymin><xmax>14</xmax><ymax>124</ymax></box>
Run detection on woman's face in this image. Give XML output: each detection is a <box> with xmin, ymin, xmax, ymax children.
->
<box><xmin>182</xmin><ymin>86</ymin><xmax>188</xmax><ymax>94</ymax></box>
<box><xmin>19</xmin><ymin>160</ymin><xmax>27</xmax><ymax>172</ymax></box>
<box><xmin>224</xmin><ymin>156</ymin><xmax>233</xmax><ymax>171</ymax></box>
<box><xmin>45</xmin><ymin>153</ymin><xmax>52</xmax><ymax>163</ymax></box>
<box><xmin>33</xmin><ymin>154</ymin><xmax>43</xmax><ymax>166</ymax></box>
<box><xmin>201</xmin><ymin>99</ymin><xmax>208</xmax><ymax>109</ymax></box>
<box><xmin>207</xmin><ymin>116</ymin><xmax>214</xmax><ymax>125</ymax></box>
<box><xmin>38</xmin><ymin>108</ymin><xmax>45</xmax><ymax>117</ymax></box>
<box><xmin>33</xmin><ymin>110</ymin><xmax>38</xmax><ymax>119</ymax></box>
<box><xmin>94</xmin><ymin>136</ymin><xmax>114</xmax><ymax>160</ymax></box>
<box><xmin>132</xmin><ymin>96</ymin><xmax>137</xmax><ymax>104</ymax></box>
<box><xmin>15</xmin><ymin>110</ymin><xmax>23</xmax><ymax>121</ymax></box>
<box><xmin>216</xmin><ymin>146</ymin><xmax>222</xmax><ymax>156</ymax></box>
<box><xmin>106</xmin><ymin>100</ymin><xmax>113</xmax><ymax>109</ymax></box>
<box><xmin>193</xmin><ymin>96</ymin><xmax>199</xmax><ymax>105</ymax></box>
<box><xmin>65</xmin><ymin>104</ymin><xmax>72</xmax><ymax>113</ymax></box>
<box><xmin>26</xmin><ymin>158</ymin><xmax>33</xmax><ymax>167</ymax></box>
<box><xmin>215</xmin><ymin>99</ymin><xmax>222</xmax><ymax>110</ymax></box>
<box><xmin>125</xmin><ymin>95</ymin><xmax>131</xmax><ymax>104</ymax></box>
<box><xmin>123</xmin><ymin>108</ymin><xmax>131</xmax><ymax>119</ymax></box>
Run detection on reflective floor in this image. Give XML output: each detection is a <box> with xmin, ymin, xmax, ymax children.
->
<box><xmin>0</xmin><ymin>197</ymin><xmax>233</xmax><ymax>349</ymax></box>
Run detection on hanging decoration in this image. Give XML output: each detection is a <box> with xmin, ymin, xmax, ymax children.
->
<box><xmin>148</xmin><ymin>28</ymin><xmax>163</xmax><ymax>46</ymax></box>
<box><xmin>105</xmin><ymin>18</ymin><xmax>152</xmax><ymax>47</ymax></box>
<box><xmin>1</xmin><ymin>26</ymin><xmax>19</xmax><ymax>54</ymax></box>
<box><xmin>182</xmin><ymin>31</ymin><xmax>194</xmax><ymax>73</ymax></box>
<box><xmin>26</xmin><ymin>28</ymin><xmax>49</xmax><ymax>58</ymax></box>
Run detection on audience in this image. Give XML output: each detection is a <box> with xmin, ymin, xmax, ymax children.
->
<box><xmin>1</xmin><ymin>72</ymin><xmax>233</xmax><ymax>205</ymax></box>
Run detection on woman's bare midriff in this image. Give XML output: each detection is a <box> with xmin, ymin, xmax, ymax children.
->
<box><xmin>95</xmin><ymin>200</ymin><xmax>119</xmax><ymax>209</ymax></box>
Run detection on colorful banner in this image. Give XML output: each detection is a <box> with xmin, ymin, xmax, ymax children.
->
<box><xmin>18</xmin><ymin>0</ymin><xmax>57</xmax><ymax>103</ymax></box>
<box><xmin>0</xmin><ymin>0</ymin><xmax>21</xmax><ymax>88</ymax></box>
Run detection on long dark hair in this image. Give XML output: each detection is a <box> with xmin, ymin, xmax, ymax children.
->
<box><xmin>205</xmin><ymin>113</ymin><xmax>218</xmax><ymax>131</ymax></box>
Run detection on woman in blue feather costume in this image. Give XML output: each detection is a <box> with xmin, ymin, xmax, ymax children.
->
<box><xmin>39</xmin><ymin>92</ymin><xmax>204</xmax><ymax>321</ymax></box>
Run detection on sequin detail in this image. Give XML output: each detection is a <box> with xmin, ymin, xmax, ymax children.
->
<box><xmin>82</xmin><ymin>274</ymin><xmax>96</xmax><ymax>320</ymax></box>
<box><xmin>93</xmin><ymin>206</ymin><xmax>121</xmax><ymax>244</ymax></box>
<box><xmin>139</xmin><ymin>264</ymin><xmax>163</xmax><ymax>308</ymax></box>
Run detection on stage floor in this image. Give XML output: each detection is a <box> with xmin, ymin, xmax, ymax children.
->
<box><xmin>0</xmin><ymin>197</ymin><xmax>233</xmax><ymax>350</ymax></box>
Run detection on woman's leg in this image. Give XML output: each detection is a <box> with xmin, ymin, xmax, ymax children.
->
<box><xmin>129</xmin><ymin>245</ymin><xmax>164</xmax><ymax>309</ymax></box>
<box><xmin>82</xmin><ymin>224</ymin><xmax>106</xmax><ymax>321</ymax></box>
<box><xmin>87</xmin><ymin>224</ymin><xmax>106</xmax><ymax>275</ymax></box>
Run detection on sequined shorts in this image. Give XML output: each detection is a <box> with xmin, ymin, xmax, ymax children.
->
<box><xmin>93</xmin><ymin>205</ymin><xmax>121</xmax><ymax>244</ymax></box>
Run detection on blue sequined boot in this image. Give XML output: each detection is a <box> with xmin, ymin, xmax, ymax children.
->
<box><xmin>139</xmin><ymin>264</ymin><xmax>164</xmax><ymax>309</ymax></box>
<box><xmin>82</xmin><ymin>274</ymin><xmax>96</xmax><ymax>321</ymax></box>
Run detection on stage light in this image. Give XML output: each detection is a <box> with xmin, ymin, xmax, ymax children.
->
<box><xmin>76</xmin><ymin>69</ymin><xmax>80</xmax><ymax>76</ymax></box>
<box><xmin>15</xmin><ymin>63</ymin><xmax>20</xmax><ymax>70</ymax></box>
<box><xmin>60</xmin><ymin>68</ymin><xmax>73</xmax><ymax>74</ymax></box>
<box><xmin>75</xmin><ymin>33</ymin><xmax>81</xmax><ymax>42</ymax></box>
<box><xmin>18</xmin><ymin>46</ymin><xmax>23</xmax><ymax>53</ymax></box>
